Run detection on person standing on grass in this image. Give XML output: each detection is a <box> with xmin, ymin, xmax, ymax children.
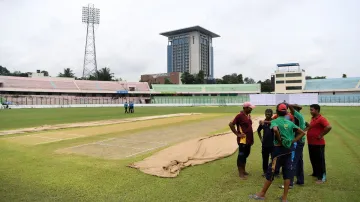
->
<box><xmin>279</xmin><ymin>104</ymin><xmax>308</xmax><ymax>189</ymax></box>
<box><xmin>250</xmin><ymin>103</ymin><xmax>306</xmax><ymax>202</ymax></box>
<box><xmin>124</xmin><ymin>102</ymin><xmax>129</xmax><ymax>113</ymax></box>
<box><xmin>257</xmin><ymin>109</ymin><xmax>275</xmax><ymax>177</ymax></box>
<box><xmin>306</xmin><ymin>104</ymin><xmax>332</xmax><ymax>184</ymax></box>
<box><xmin>129</xmin><ymin>101</ymin><xmax>134</xmax><ymax>113</ymax></box>
<box><xmin>229</xmin><ymin>102</ymin><xmax>255</xmax><ymax>180</ymax></box>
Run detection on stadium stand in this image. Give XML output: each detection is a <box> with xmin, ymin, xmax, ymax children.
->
<box><xmin>303</xmin><ymin>77</ymin><xmax>360</xmax><ymax>103</ymax></box>
<box><xmin>151</xmin><ymin>84</ymin><xmax>260</xmax><ymax>93</ymax></box>
<box><xmin>150</xmin><ymin>84</ymin><xmax>259</xmax><ymax>105</ymax></box>
<box><xmin>0</xmin><ymin>76</ymin><xmax>150</xmax><ymax>93</ymax></box>
<box><xmin>318</xmin><ymin>94</ymin><xmax>360</xmax><ymax>103</ymax></box>
<box><xmin>3</xmin><ymin>95</ymin><xmax>143</xmax><ymax>105</ymax></box>
<box><xmin>152</xmin><ymin>95</ymin><xmax>250</xmax><ymax>105</ymax></box>
<box><xmin>304</xmin><ymin>77</ymin><xmax>360</xmax><ymax>91</ymax></box>
<box><xmin>2</xmin><ymin>75</ymin><xmax>360</xmax><ymax>106</ymax></box>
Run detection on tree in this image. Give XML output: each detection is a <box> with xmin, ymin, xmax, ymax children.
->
<box><xmin>216</xmin><ymin>73</ymin><xmax>244</xmax><ymax>84</ymax></box>
<box><xmin>195</xmin><ymin>70</ymin><xmax>205</xmax><ymax>84</ymax></box>
<box><xmin>0</xmin><ymin>66</ymin><xmax>10</xmax><ymax>76</ymax></box>
<box><xmin>90</xmin><ymin>67</ymin><xmax>114</xmax><ymax>81</ymax></box>
<box><xmin>237</xmin><ymin>74</ymin><xmax>244</xmax><ymax>84</ymax></box>
<box><xmin>164</xmin><ymin>78</ymin><xmax>172</xmax><ymax>84</ymax></box>
<box><xmin>215</xmin><ymin>78</ymin><xmax>223</xmax><ymax>84</ymax></box>
<box><xmin>41</xmin><ymin>70</ymin><xmax>49</xmax><ymax>77</ymax></box>
<box><xmin>58</xmin><ymin>68</ymin><xmax>75</xmax><ymax>78</ymax></box>
<box><xmin>181</xmin><ymin>72</ymin><xmax>196</xmax><ymax>84</ymax></box>
<box><xmin>244</xmin><ymin>77</ymin><xmax>255</xmax><ymax>84</ymax></box>
<box><xmin>342</xmin><ymin>74</ymin><xmax>347</xmax><ymax>78</ymax></box>
<box><xmin>11</xmin><ymin>71</ymin><xmax>28</xmax><ymax>77</ymax></box>
<box><xmin>258</xmin><ymin>79</ymin><xmax>272</xmax><ymax>92</ymax></box>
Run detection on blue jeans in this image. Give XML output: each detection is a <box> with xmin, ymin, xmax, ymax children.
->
<box><xmin>290</xmin><ymin>142</ymin><xmax>304</xmax><ymax>186</ymax></box>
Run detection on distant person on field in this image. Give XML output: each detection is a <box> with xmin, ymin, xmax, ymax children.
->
<box><xmin>250</xmin><ymin>103</ymin><xmax>306</xmax><ymax>202</ymax></box>
<box><xmin>229</xmin><ymin>102</ymin><xmax>255</xmax><ymax>180</ymax></box>
<box><xmin>124</xmin><ymin>102</ymin><xmax>129</xmax><ymax>113</ymax></box>
<box><xmin>129</xmin><ymin>101</ymin><xmax>134</xmax><ymax>113</ymax></box>
<box><xmin>257</xmin><ymin>109</ymin><xmax>275</xmax><ymax>177</ymax></box>
<box><xmin>306</xmin><ymin>104</ymin><xmax>332</xmax><ymax>184</ymax></box>
<box><xmin>279</xmin><ymin>104</ymin><xmax>308</xmax><ymax>189</ymax></box>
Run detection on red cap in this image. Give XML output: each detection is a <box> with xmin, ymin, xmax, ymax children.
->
<box><xmin>277</xmin><ymin>103</ymin><xmax>287</xmax><ymax>111</ymax></box>
<box><xmin>243</xmin><ymin>102</ymin><xmax>255</xmax><ymax>109</ymax></box>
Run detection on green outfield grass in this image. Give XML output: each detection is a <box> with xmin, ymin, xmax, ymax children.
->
<box><xmin>0</xmin><ymin>106</ymin><xmax>359</xmax><ymax>202</ymax></box>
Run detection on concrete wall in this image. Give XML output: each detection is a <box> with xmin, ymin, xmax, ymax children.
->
<box><xmin>190</xmin><ymin>31</ymin><xmax>200</xmax><ymax>74</ymax></box>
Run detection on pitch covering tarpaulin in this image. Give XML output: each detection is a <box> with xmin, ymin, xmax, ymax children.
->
<box><xmin>128</xmin><ymin>117</ymin><xmax>261</xmax><ymax>178</ymax></box>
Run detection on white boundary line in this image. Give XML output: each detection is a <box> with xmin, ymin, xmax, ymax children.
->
<box><xmin>125</xmin><ymin>145</ymin><xmax>167</xmax><ymax>158</ymax></box>
<box><xmin>34</xmin><ymin>139</ymin><xmax>65</xmax><ymax>145</ymax></box>
<box><xmin>96</xmin><ymin>143</ymin><xmax>143</xmax><ymax>150</ymax></box>
<box><xmin>62</xmin><ymin>138</ymin><xmax>117</xmax><ymax>150</ymax></box>
<box><xmin>108</xmin><ymin>138</ymin><xmax>167</xmax><ymax>145</ymax></box>
<box><xmin>31</xmin><ymin>135</ymin><xmax>59</xmax><ymax>140</ymax></box>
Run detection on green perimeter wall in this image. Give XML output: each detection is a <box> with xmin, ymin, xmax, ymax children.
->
<box><xmin>152</xmin><ymin>95</ymin><xmax>250</xmax><ymax>104</ymax></box>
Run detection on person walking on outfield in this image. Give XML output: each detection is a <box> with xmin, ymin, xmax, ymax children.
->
<box><xmin>257</xmin><ymin>109</ymin><xmax>275</xmax><ymax>177</ymax></box>
<box><xmin>124</xmin><ymin>102</ymin><xmax>129</xmax><ymax>113</ymax></box>
<box><xmin>249</xmin><ymin>103</ymin><xmax>306</xmax><ymax>202</ymax></box>
<box><xmin>229</xmin><ymin>102</ymin><xmax>255</xmax><ymax>180</ymax></box>
<box><xmin>129</xmin><ymin>101</ymin><xmax>134</xmax><ymax>113</ymax></box>
<box><xmin>279</xmin><ymin>104</ymin><xmax>308</xmax><ymax>189</ymax></box>
<box><xmin>307</xmin><ymin>104</ymin><xmax>332</xmax><ymax>184</ymax></box>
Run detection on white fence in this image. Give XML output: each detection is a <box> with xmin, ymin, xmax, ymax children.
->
<box><xmin>249</xmin><ymin>93</ymin><xmax>319</xmax><ymax>106</ymax></box>
<box><xmin>4</xmin><ymin>93</ymin><xmax>360</xmax><ymax>109</ymax></box>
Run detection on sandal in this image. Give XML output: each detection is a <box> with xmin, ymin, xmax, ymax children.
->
<box><xmin>249</xmin><ymin>194</ymin><xmax>265</xmax><ymax>200</ymax></box>
<box><xmin>279</xmin><ymin>196</ymin><xmax>288</xmax><ymax>202</ymax></box>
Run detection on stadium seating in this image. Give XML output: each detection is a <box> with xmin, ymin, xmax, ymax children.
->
<box><xmin>318</xmin><ymin>94</ymin><xmax>360</xmax><ymax>103</ymax></box>
<box><xmin>51</xmin><ymin>80</ymin><xmax>78</xmax><ymax>90</ymax></box>
<box><xmin>304</xmin><ymin>77</ymin><xmax>360</xmax><ymax>91</ymax></box>
<box><xmin>152</xmin><ymin>84</ymin><xmax>203</xmax><ymax>93</ymax></box>
<box><xmin>152</xmin><ymin>95</ymin><xmax>250</xmax><ymax>105</ymax></box>
<box><xmin>1</xmin><ymin>76</ymin><xmax>54</xmax><ymax>89</ymax></box>
<box><xmin>2</xmin><ymin>94</ymin><xmax>144</xmax><ymax>105</ymax></box>
<box><xmin>0</xmin><ymin>76</ymin><xmax>150</xmax><ymax>92</ymax></box>
<box><xmin>152</xmin><ymin>84</ymin><xmax>260</xmax><ymax>93</ymax></box>
<box><xmin>204</xmin><ymin>84</ymin><xmax>260</xmax><ymax>92</ymax></box>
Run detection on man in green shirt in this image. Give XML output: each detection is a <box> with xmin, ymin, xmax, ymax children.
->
<box><xmin>250</xmin><ymin>103</ymin><xmax>306</xmax><ymax>202</ymax></box>
<box><xmin>279</xmin><ymin>104</ymin><xmax>308</xmax><ymax>189</ymax></box>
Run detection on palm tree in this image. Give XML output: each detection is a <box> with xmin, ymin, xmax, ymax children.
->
<box><xmin>41</xmin><ymin>70</ymin><xmax>49</xmax><ymax>76</ymax></box>
<box><xmin>90</xmin><ymin>67</ymin><xmax>114</xmax><ymax>81</ymax></box>
<box><xmin>58</xmin><ymin>68</ymin><xmax>75</xmax><ymax>78</ymax></box>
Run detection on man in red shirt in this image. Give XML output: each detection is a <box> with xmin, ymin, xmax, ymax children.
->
<box><xmin>307</xmin><ymin>104</ymin><xmax>332</xmax><ymax>184</ymax></box>
<box><xmin>229</xmin><ymin>102</ymin><xmax>255</xmax><ymax>180</ymax></box>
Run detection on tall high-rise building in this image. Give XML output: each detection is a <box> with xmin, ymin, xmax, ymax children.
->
<box><xmin>160</xmin><ymin>26</ymin><xmax>220</xmax><ymax>79</ymax></box>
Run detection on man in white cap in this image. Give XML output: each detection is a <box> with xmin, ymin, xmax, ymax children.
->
<box><xmin>229</xmin><ymin>101</ymin><xmax>256</xmax><ymax>180</ymax></box>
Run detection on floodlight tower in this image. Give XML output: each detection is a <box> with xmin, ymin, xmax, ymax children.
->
<box><xmin>82</xmin><ymin>4</ymin><xmax>100</xmax><ymax>78</ymax></box>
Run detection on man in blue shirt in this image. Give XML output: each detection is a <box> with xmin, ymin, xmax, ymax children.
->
<box><xmin>124</xmin><ymin>102</ymin><xmax>128</xmax><ymax>113</ymax></box>
<box><xmin>257</xmin><ymin>109</ymin><xmax>275</xmax><ymax>176</ymax></box>
<box><xmin>129</xmin><ymin>102</ymin><xmax>134</xmax><ymax>113</ymax></box>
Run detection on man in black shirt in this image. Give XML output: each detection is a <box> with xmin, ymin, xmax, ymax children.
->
<box><xmin>257</xmin><ymin>109</ymin><xmax>275</xmax><ymax>176</ymax></box>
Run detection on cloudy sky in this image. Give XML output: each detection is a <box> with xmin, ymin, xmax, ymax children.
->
<box><xmin>1</xmin><ymin>0</ymin><xmax>360</xmax><ymax>81</ymax></box>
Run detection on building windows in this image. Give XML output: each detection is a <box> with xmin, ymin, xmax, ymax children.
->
<box><xmin>276</xmin><ymin>74</ymin><xmax>285</xmax><ymax>78</ymax></box>
<box><xmin>286</xmin><ymin>80</ymin><xmax>302</xmax><ymax>84</ymax></box>
<box><xmin>276</xmin><ymin>80</ymin><xmax>285</xmax><ymax>84</ymax></box>
<box><xmin>286</xmin><ymin>86</ymin><xmax>302</xmax><ymax>90</ymax></box>
<box><xmin>286</xmin><ymin>73</ymin><xmax>302</xmax><ymax>77</ymax></box>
